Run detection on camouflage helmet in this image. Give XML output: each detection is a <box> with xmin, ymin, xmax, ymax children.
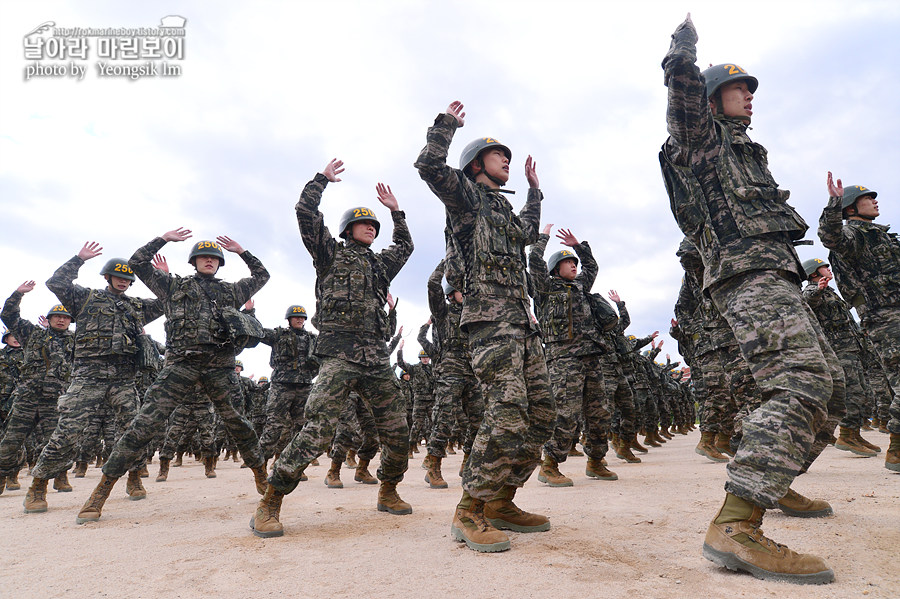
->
<box><xmin>1</xmin><ymin>327</ymin><xmax>11</xmax><ymax>344</ymax></box>
<box><xmin>285</xmin><ymin>305</ymin><xmax>308</xmax><ymax>319</ymax></box>
<box><xmin>338</xmin><ymin>207</ymin><xmax>380</xmax><ymax>240</ymax></box>
<box><xmin>802</xmin><ymin>258</ymin><xmax>829</xmax><ymax>279</ymax></box>
<box><xmin>702</xmin><ymin>63</ymin><xmax>758</xmax><ymax>100</ymax></box>
<box><xmin>258</xmin><ymin>376</ymin><xmax>268</xmax><ymax>383</ymax></box>
<box><xmin>459</xmin><ymin>137</ymin><xmax>512</xmax><ymax>175</ymax></box>
<box><xmin>100</xmin><ymin>258</ymin><xmax>136</xmax><ymax>281</ymax></box>
<box><xmin>627</xmin><ymin>335</ymin><xmax>636</xmax><ymax>341</ymax></box>
<box><xmin>188</xmin><ymin>240</ymin><xmax>226</xmax><ymax>266</ymax></box>
<box><xmin>418</xmin><ymin>349</ymin><xmax>429</xmax><ymax>359</ymax></box>
<box><xmin>841</xmin><ymin>185</ymin><xmax>877</xmax><ymax>210</ymax></box>
<box><xmin>47</xmin><ymin>304</ymin><xmax>72</xmax><ymax>319</ymax></box>
<box><xmin>398</xmin><ymin>369</ymin><xmax>409</xmax><ymax>378</ymax></box>
<box><xmin>548</xmin><ymin>249</ymin><xmax>578</xmax><ymax>274</ymax></box>
<box><xmin>442</xmin><ymin>277</ymin><xmax>456</xmax><ymax>295</ymax></box>
<box><xmin>234</xmin><ymin>360</ymin><xmax>244</xmax><ymax>370</ymax></box>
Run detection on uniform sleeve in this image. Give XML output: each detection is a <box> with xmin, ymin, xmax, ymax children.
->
<box><xmin>46</xmin><ymin>255</ymin><xmax>90</xmax><ymax>315</ymax></box>
<box><xmin>1</xmin><ymin>291</ymin><xmax>37</xmax><ymax>346</ymax></box>
<box><xmin>259</xmin><ymin>327</ymin><xmax>277</xmax><ymax>348</ymax></box>
<box><xmin>414</xmin><ymin>113</ymin><xmax>478</xmax><ymax>213</ymax></box>
<box><xmin>130</xmin><ymin>237</ymin><xmax>174</xmax><ymax>300</ymax></box>
<box><xmin>139</xmin><ymin>297</ymin><xmax>166</xmax><ymax>326</ymax></box>
<box><xmin>528</xmin><ymin>233</ymin><xmax>551</xmax><ymax>299</ymax></box>
<box><xmin>396</xmin><ymin>349</ymin><xmax>411</xmax><ymax>372</ymax></box>
<box><xmin>230</xmin><ymin>250</ymin><xmax>270</xmax><ymax>307</ymax></box>
<box><xmin>296</xmin><ymin>173</ymin><xmax>338</xmax><ymax>274</ymax></box>
<box><xmin>427</xmin><ymin>261</ymin><xmax>448</xmax><ymax>320</ymax></box>
<box><xmin>818</xmin><ymin>195</ymin><xmax>860</xmax><ymax>255</ymax></box>
<box><xmin>518</xmin><ymin>188</ymin><xmax>544</xmax><ymax>245</ymax></box>
<box><xmin>574</xmin><ymin>241</ymin><xmax>598</xmax><ymax>290</ymax></box>
<box><xmin>615</xmin><ymin>301</ymin><xmax>631</xmax><ymax>332</ymax></box>
<box><xmin>379</xmin><ymin>210</ymin><xmax>414</xmax><ymax>282</ymax></box>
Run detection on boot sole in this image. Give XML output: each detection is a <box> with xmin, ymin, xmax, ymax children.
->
<box><xmin>155</xmin><ymin>478</ymin><xmax>167</xmax><ymax>482</ymax></box>
<box><xmin>886</xmin><ymin>461</ymin><xmax>900</xmax><ymax>472</ymax></box>
<box><xmin>377</xmin><ymin>503</ymin><xmax>412</xmax><ymax>515</ymax></box>
<box><xmin>55</xmin><ymin>487</ymin><xmax>73</xmax><ymax>492</ymax></box>
<box><xmin>695</xmin><ymin>447</ymin><xmax>730</xmax><ymax>463</ymax></box>
<box><xmin>325</xmin><ymin>481</ymin><xmax>344</xmax><ymax>488</ymax></box>
<box><xmin>585</xmin><ymin>472</ymin><xmax>618</xmax><ymax>481</ymax></box>
<box><xmin>487</xmin><ymin>517</ymin><xmax>550</xmax><ymax>533</ymax></box>
<box><xmin>702</xmin><ymin>542</ymin><xmax>835</xmax><ymax>584</ymax></box>
<box><xmin>451</xmin><ymin>524</ymin><xmax>510</xmax><ymax>552</ymax></box>
<box><xmin>128</xmin><ymin>493</ymin><xmax>147</xmax><ymax>501</ymax></box>
<box><xmin>75</xmin><ymin>514</ymin><xmax>100</xmax><ymax>524</ymax></box>
<box><xmin>6</xmin><ymin>484</ymin><xmax>21</xmax><ymax>490</ymax></box>
<box><xmin>834</xmin><ymin>443</ymin><xmax>876</xmax><ymax>457</ymax></box>
<box><xmin>355</xmin><ymin>476</ymin><xmax>378</xmax><ymax>485</ymax></box>
<box><xmin>23</xmin><ymin>505</ymin><xmax>48</xmax><ymax>514</ymax></box>
<box><xmin>776</xmin><ymin>504</ymin><xmax>833</xmax><ymax>518</ymax></box>
<box><xmin>249</xmin><ymin>517</ymin><xmax>284</xmax><ymax>538</ymax></box>
<box><xmin>537</xmin><ymin>473</ymin><xmax>573</xmax><ymax>487</ymax></box>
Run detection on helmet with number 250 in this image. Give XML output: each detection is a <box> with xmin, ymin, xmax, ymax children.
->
<box><xmin>100</xmin><ymin>258</ymin><xmax>136</xmax><ymax>281</ymax></box>
<box><xmin>188</xmin><ymin>240</ymin><xmax>226</xmax><ymax>266</ymax></box>
<box><xmin>339</xmin><ymin>207</ymin><xmax>380</xmax><ymax>240</ymax></box>
<box><xmin>702</xmin><ymin>63</ymin><xmax>758</xmax><ymax>99</ymax></box>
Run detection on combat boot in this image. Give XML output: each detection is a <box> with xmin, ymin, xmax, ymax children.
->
<box><xmin>407</xmin><ymin>444</ymin><xmax>414</xmax><ymax>459</ymax></box>
<box><xmin>137</xmin><ymin>464</ymin><xmax>149</xmax><ymax>478</ymax></box>
<box><xmin>643</xmin><ymin>431</ymin><xmax>661</xmax><ymax>448</ymax></box>
<box><xmin>421</xmin><ymin>453</ymin><xmax>433</xmax><ymax>470</ymax></box>
<box><xmin>250</xmin><ymin>484</ymin><xmax>285</xmax><ymax>538</ymax></box>
<box><xmin>424</xmin><ymin>456</ymin><xmax>448</xmax><ymax>489</ymax></box>
<box><xmin>886</xmin><ymin>433</ymin><xmax>900</xmax><ymax>473</ymax></box>
<box><xmin>878</xmin><ymin>420</ymin><xmax>889</xmax><ymax>434</ymax></box>
<box><xmin>354</xmin><ymin>458</ymin><xmax>378</xmax><ymax>485</ymax></box>
<box><xmin>776</xmin><ymin>488</ymin><xmax>833</xmax><ymax>518</ymax></box>
<box><xmin>484</xmin><ymin>485</ymin><xmax>550</xmax><ymax>532</ymax></box>
<box><xmin>54</xmin><ymin>472</ymin><xmax>73</xmax><ymax>492</ymax></box>
<box><xmin>834</xmin><ymin>426</ymin><xmax>876</xmax><ymax>457</ymax></box>
<box><xmin>0</xmin><ymin>474</ymin><xmax>6</xmax><ymax>495</ymax></box>
<box><xmin>446</xmin><ymin>442</ymin><xmax>457</xmax><ymax>455</ymax></box>
<box><xmin>6</xmin><ymin>469</ymin><xmax>21</xmax><ymax>490</ymax></box>
<box><xmin>325</xmin><ymin>459</ymin><xmax>343</xmax><ymax>488</ymax></box>
<box><xmin>204</xmin><ymin>456</ymin><xmax>218</xmax><ymax>477</ymax></box>
<box><xmin>156</xmin><ymin>458</ymin><xmax>170</xmax><ymax>482</ymax></box>
<box><xmin>310</xmin><ymin>456</ymin><xmax>320</xmax><ymax>466</ymax></box>
<box><xmin>223</xmin><ymin>449</ymin><xmax>232</xmax><ymax>461</ymax></box>
<box><xmin>76</xmin><ymin>474</ymin><xmax>118</xmax><ymax>524</ymax></box>
<box><xmin>537</xmin><ymin>457</ymin><xmax>573</xmax><ymax>487</ymax></box>
<box><xmin>23</xmin><ymin>477</ymin><xmax>49</xmax><ymax>513</ymax></box>
<box><xmin>568</xmin><ymin>443</ymin><xmax>583</xmax><ymax>457</ymax></box>
<box><xmin>451</xmin><ymin>493</ymin><xmax>510</xmax><ymax>553</ymax></box>
<box><xmin>232</xmin><ymin>451</ymin><xmax>241</xmax><ymax>463</ymax></box>
<box><xmin>172</xmin><ymin>452</ymin><xmax>183</xmax><ymax>467</ymax></box>
<box><xmin>715</xmin><ymin>433</ymin><xmax>735</xmax><ymax>457</ymax></box>
<box><xmin>459</xmin><ymin>452</ymin><xmax>469</xmax><ymax>477</ymax></box>
<box><xmin>126</xmin><ymin>469</ymin><xmax>147</xmax><ymax>500</ymax></box>
<box><xmin>614</xmin><ymin>437</ymin><xmax>641</xmax><ymax>463</ymax></box>
<box><xmin>345</xmin><ymin>449</ymin><xmax>358</xmax><ymax>468</ymax></box>
<box><xmin>251</xmin><ymin>464</ymin><xmax>268</xmax><ymax>495</ymax></box>
<box><xmin>695</xmin><ymin>431</ymin><xmax>730</xmax><ymax>463</ymax></box>
<box><xmin>652</xmin><ymin>427</ymin><xmax>667</xmax><ymax>444</ymax></box>
<box><xmin>412</xmin><ymin>442</ymin><xmax>420</xmax><ymax>454</ymax></box>
<box><xmin>659</xmin><ymin>426</ymin><xmax>673</xmax><ymax>440</ymax></box>
<box><xmin>861</xmin><ymin>419</ymin><xmax>873</xmax><ymax>432</ymax></box>
<box><xmin>73</xmin><ymin>461</ymin><xmax>88</xmax><ymax>478</ymax></box>
<box><xmin>628</xmin><ymin>433</ymin><xmax>648</xmax><ymax>454</ymax></box>
<box><xmin>95</xmin><ymin>456</ymin><xmax>104</xmax><ymax>468</ymax></box>
<box><xmin>585</xmin><ymin>457</ymin><xmax>618</xmax><ymax>481</ymax></box>
<box><xmin>703</xmin><ymin>493</ymin><xmax>834</xmax><ymax>584</ymax></box>
<box><xmin>376</xmin><ymin>481</ymin><xmax>412</xmax><ymax>515</ymax></box>
<box><xmin>853</xmin><ymin>428</ymin><xmax>881</xmax><ymax>453</ymax></box>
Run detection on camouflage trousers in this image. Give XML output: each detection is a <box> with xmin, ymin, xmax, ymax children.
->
<box><xmin>862</xmin><ymin>307</ymin><xmax>900</xmax><ymax>434</ymax></box>
<box><xmin>464</xmin><ymin>322</ymin><xmax>555</xmax><ymax>502</ymax></box>
<box><xmin>428</xmin><ymin>357</ymin><xmax>484</xmax><ymax>458</ymax></box>
<box><xmin>74</xmin><ymin>401</ymin><xmax>116</xmax><ymax>463</ymax></box>
<box><xmin>409</xmin><ymin>394</ymin><xmax>434</xmax><ymax>446</ymax></box>
<box><xmin>693</xmin><ymin>345</ymin><xmax>757</xmax><ymax>437</ymax></box>
<box><xmin>711</xmin><ymin>271</ymin><xmax>845</xmax><ymax>508</ymax></box>
<box><xmin>867</xmin><ymin>359</ymin><xmax>893</xmax><ymax>423</ymax></box>
<box><xmin>103</xmin><ymin>358</ymin><xmax>263</xmax><ymax>478</ymax></box>
<box><xmin>269</xmin><ymin>356</ymin><xmax>408</xmax><ymax>494</ymax></box>
<box><xmin>32</xmin><ymin>376</ymin><xmax>146</xmax><ymax>479</ymax></box>
<box><xmin>637</xmin><ymin>386</ymin><xmax>657</xmax><ymax>430</ymax></box>
<box><xmin>159</xmin><ymin>397</ymin><xmax>216</xmax><ymax>460</ymax></box>
<box><xmin>0</xmin><ymin>379</ymin><xmax>65</xmax><ymax>476</ymax></box>
<box><xmin>602</xmin><ymin>358</ymin><xmax>636</xmax><ymax>437</ymax></box>
<box><xmin>330</xmin><ymin>393</ymin><xmax>378</xmax><ymax>463</ymax></box>
<box><xmin>544</xmin><ymin>353</ymin><xmax>609</xmax><ymax>464</ymax></box>
<box><xmin>833</xmin><ymin>348</ymin><xmax>869</xmax><ymax>429</ymax></box>
<box><xmin>258</xmin><ymin>382</ymin><xmax>310</xmax><ymax>461</ymax></box>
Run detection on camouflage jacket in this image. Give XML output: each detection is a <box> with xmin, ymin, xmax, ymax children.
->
<box><xmin>818</xmin><ymin>197</ymin><xmax>900</xmax><ymax>314</ymax></box>
<box><xmin>425</xmin><ymin>261</ymin><xmax>470</xmax><ymax>362</ymax></box>
<box><xmin>297</xmin><ymin>173</ymin><xmax>413</xmax><ymax>367</ymax></box>
<box><xmin>802</xmin><ymin>283</ymin><xmax>863</xmax><ymax>353</ymax></box>
<box><xmin>0</xmin><ymin>345</ymin><xmax>24</xmax><ymax>406</ymax></box>
<box><xmin>530</xmin><ymin>234</ymin><xmax>604</xmax><ymax>360</ymax></box>
<box><xmin>396</xmin><ymin>348</ymin><xmax>435</xmax><ymax>399</ymax></box>
<box><xmin>603</xmin><ymin>300</ymin><xmax>632</xmax><ymax>368</ymax></box>
<box><xmin>260</xmin><ymin>326</ymin><xmax>318</xmax><ymax>384</ymax></box>
<box><xmin>130</xmin><ymin>237</ymin><xmax>269</xmax><ymax>365</ymax></box>
<box><xmin>415</xmin><ymin>113</ymin><xmax>541</xmax><ymax>331</ymax></box>
<box><xmin>1</xmin><ymin>291</ymin><xmax>74</xmax><ymax>384</ymax></box>
<box><xmin>659</xmin><ymin>17</ymin><xmax>806</xmax><ymax>291</ymax></box>
<box><xmin>48</xmin><ymin>255</ymin><xmax>165</xmax><ymax>377</ymax></box>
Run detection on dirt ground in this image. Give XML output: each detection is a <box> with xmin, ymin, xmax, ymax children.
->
<box><xmin>3</xmin><ymin>428</ymin><xmax>897</xmax><ymax>599</ymax></box>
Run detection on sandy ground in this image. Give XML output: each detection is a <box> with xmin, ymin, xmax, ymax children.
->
<box><xmin>3</xmin><ymin>429</ymin><xmax>897</xmax><ymax>599</ymax></box>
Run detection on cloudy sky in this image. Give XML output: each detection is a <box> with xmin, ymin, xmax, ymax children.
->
<box><xmin>1</xmin><ymin>0</ymin><xmax>898</xmax><ymax>378</ymax></box>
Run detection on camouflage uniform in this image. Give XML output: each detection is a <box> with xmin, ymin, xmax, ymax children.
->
<box><xmin>330</xmin><ymin>392</ymin><xmax>378</xmax><ymax>465</ymax></box>
<box><xmin>660</xmin><ymin>20</ymin><xmax>844</xmax><ymax>507</ymax></box>
<box><xmin>257</xmin><ymin>323</ymin><xmax>318</xmax><ymax>460</ymax></box>
<box><xmin>415</xmin><ymin>113</ymin><xmax>555</xmax><ymax>503</ymax></box>
<box><xmin>0</xmin><ymin>342</ymin><xmax>24</xmax><ymax>428</ymax></box>
<box><xmin>159</xmin><ymin>384</ymin><xmax>216</xmax><ymax>461</ymax></box>
<box><xmin>819</xmin><ymin>197</ymin><xmax>900</xmax><ymax>435</ymax></box>
<box><xmin>267</xmin><ymin>172</ymin><xmax>413</xmax><ymax>495</ymax></box>
<box><xmin>247</xmin><ymin>379</ymin><xmax>269</xmax><ymax>438</ymax></box>
<box><xmin>602</xmin><ymin>303</ymin><xmax>637</xmax><ymax>440</ymax></box>
<box><xmin>396</xmin><ymin>347</ymin><xmax>435</xmax><ymax>448</ymax></box>
<box><xmin>100</xmin><ymin>237</ymin><xmax>269</xmax><ymax>479</ymax></box>
<box><xmin>0</xmin><ymin>292</ymin><xmax>74</xmax><ymax>479</ymax></box>
<box><xmin>530</xmin><ymin>234</ymin><xmax>610</xmax><ymax>464</ymax></box>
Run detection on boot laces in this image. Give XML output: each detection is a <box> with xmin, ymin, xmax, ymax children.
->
<box><xmin>747</xmin><ymin>524</ymin><xmax>785</xmax><ymax>554</ymax></box>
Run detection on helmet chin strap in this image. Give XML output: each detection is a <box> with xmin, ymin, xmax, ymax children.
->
<box><xmin>475</xmin><ymin>159</ymin><xmax>516</xmax><ymax>194</ymax></box>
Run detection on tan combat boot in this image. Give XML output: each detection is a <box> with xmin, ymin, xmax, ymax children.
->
<box><xmin>138</xmin><ymin>464</ymin><xmax>150</xmax><ymax>478</ymax></box>
<box><xmin>628</xmin><ymin>433</ymin><xmax>648</xmax><ymax>454</ymax></box>
<box><xmin>54</xmin><ymin>472</ymin><xmax>73</xmax><ymax>492</ymax></box>
<box><xmin>653</xmin><ymin>427</ymin><xmax>668</xmax><ymax>444</ymax></box>
<box><xmin>614</xmin><ymin>437</ymin><xmax>641</xmax><ymax>463</ymax></box>
<box><xmin>232</xmin><ymin>451</ymin><xmax>241</xmax><ymax>463</ymax></box>
<box><xmin>861</xmin><ymin>419</ymin><xmax>873</xmax><ymax>431</ymax></box>
<box><xmin>172</xmin><ymin>452</ymin><xmax>183</xmax><ymax>467</ymax></box>
<box><xmin>344</xmin><ymin>449</ymin><xmax>358</xmax><ymax>468</ymax></box>
<box><xmin>878</xmin><ymin>420</ymin><xmax>889</xmax><ymax>434</ymax></box>
<box><xmin>325</xmin><ymin>459</ymin><xmax>343</xmax><ymax>488</ymax></box>
<box><xmin>6</xmin><ymin>469</ymin><xmax>21</xmax><ymax>490</ymax></box>
<box><xmin>585</xmin><ymin>457</ymin><xmax>618</xmax><ymax>481</ymax></box>
<box><xmin>695</xmin><ymin>431</ymin><xmax>730</xmax><ymax>463</ymax></box>
<box><xmin>703</xmin><ymin>493</ymin><xmax>835</xmax><ymax>584</ymax></box>
<box><xmin>156</xmin><ymin>458</ymin><xmax>170</xmax><ymax>482</ymax></box>
<box><xmin>643</xmin><ymin>430</ymin><xmax>661</xmax><ymax>448</ymax></box>
<box><xmin>853</xmin><ymin>428</ymin><xmax>881</xmax><ymax>453</ymax></box>
<box><xmin>776</xmin><ymin>487</ymin><xmax>833</xmax><ymax>518</ymax></box>
<box><xmin>537</xmin><ymin>457</ymin><xmax>574</xmax><ymax>487</ymax></box>
<box><xmin>23</xmin><ymin>477</ymin><xmax>49</xmax><ymax>513</ymax></box>
<box><xmin>421</xmin><ymin>453</ymin><xmax>433</xmax><ymax>470</ymax></box>
<box><xmin>659</xmin><ymin>426</ymin><xmax>673</xmax><ymax>440</ymax></box>
<box><xmin>568</xmin><ymin>443</ymin><xmax>583</xmax><ymax>457</ymax></box>
<box><xmin>377</xmin><ymin>481</ymin><xmax>412</xmax><ymax>515</ymax></box>
<box><xmin>76</xmin><ymin>474</ymin><xmax>118</xmax><ymax>524</ymax></box>
<box><xmin>204</xmin><ymin>456</ymin><xmax>218</xmax><ymax>478</ymax></box>
<box><xmin>459</xmin><ymin>452</ymin><xmax>469</xmax><ymax>477</ymax></box>
<box><xmin>886</xmin><ymin>433</ymin><xmax>900</xmax><ymax>473</ymax></box>
<box><xmin>0</xmin><ymin>474</ymin><xmax>6</xmax><ymax>495</ymax></box>
<box><xmin>451</xmin><ymin>493</ymin><xmax>510</xmax><ymax>553</ymax></box>
<box><xmin>834</xmin><ymin>426</ymin><xmax>876</xmax><ymax>457</ymax></box>
<box><xmin>446</xmin><ymin>442</ymin><xmax>457</xmax><ymax>455</ymax></box>
<box><xmin>424</xmin><ymin>456</ymin><xmax>448</xmax><ymax>489</ymax></box>
<box><xmin>251</xmin><ymin>464</ymin><xmax>268</xmax><ymax>495</ymax></box>
<box><xmin>484</xmin><ymin>486</ymin><xmax>550</xmax><ymax>532</ymax></box>
<box><xmin>250</xmin><ymin>484</ymin><xmax>285</xmax><ymax>538</ymax></box>
<box><xmin>715</xmin><ymin>433</ymin><xmax>734</xmax><ymax>457</ymax></box>
<box><xmin>73</xmin><ymin>461</ymin><xmax>88</xmax><ymax>478</ymax></box>
<box><xmin>354</xmin><ymin>458</ymin><xmax>378</xmax><ymax>485</ymax></box>
<box><xmin>126</xmin><ymin>469</ymin><xmax>147</xmax><ymax>500</ymax></box>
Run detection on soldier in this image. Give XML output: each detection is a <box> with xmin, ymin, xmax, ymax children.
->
<box><xmin>155</xmin><ymin>383</ymin><xmax>217</xmax><ymax>482</ymax></box>
<box><xmin>659</xmin><ymin>14</ymin><xmax>843</xmax><ymax>583</ymax></box>
<box><xmin>75</xmin><ymin>231</ymin><xmax>270</xmax><ymax>524</ymax></box>
<box><xmin>532</xmin><ymin>225</ymin><xmax>619</xmax><ymax>486</ymax></box>
<box><xmin>397</xmin><ymin>345</ymin><xmax>435</xmax><ymax>455</ymax></box>
<box><xmin>250</xmin><ymin>160</ymin><xmax>414</xmax><ymax>538</ymax></box>
<box><xmin>0</xmin><ymin>287</ymin><xmax>74</xmax><ymax>501</ymax></box>
<box><xmin>415</xmin><ymin>102</ymin><xmax>556</xmax><ymax>553</ymax></box>
<box><xmin>602</xmin><ymin>292</ymin><xmax>643</xmax><ymax>458</ymax></box>
<box><xmin>0</xmin><ymin>329</ymin><xmax>24</xmax><ymax>431</ymax></box>
<box><xmin>819</xmin><ymin>178</ymin><xmax>900</xmax><ymax>472</ymax></box>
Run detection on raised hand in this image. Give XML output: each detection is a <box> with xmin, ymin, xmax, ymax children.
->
<box><xmin>446</xmin><ymin>101</ymin><xmax>465</xmax><ymax>127</ymax></box>
<box><xmin>217</xmin><ymin>235</ymin><xmax>244</xmax><ymax>254</ymax></box>
<box><xmin>243</xmin><ymin>299</ymin><xmax>255</xmax><ymax>311</ymax></box>
<box><xmin>376</xmin><ymin>183</ymin><xmax>399</xmax><ymax>211</ymax></box>
<box><xmin>541</xmin><ymin>223</ymin><xmax>553</xmax><ymax>236</ymax></box>
<box><xmin>16</xmin><ymin>280</ymin><xmax>36</xmax><ymax>294</ymax></box>
<box><xmin>162</xmin><ymin>227</ymin><xmax>192</xmax><ymax>242</ymax></box>
<box><xmin>322</xmin><ymin>158</ymin><xmax>344</xmax><ymax>183</ymax></box>
<box><xmin>608</xmin><ymin>290</ymin><xmax>621</xmax><ymax>303</ymax></box>
<box><xmin>77</xmin><ymin>241</ymin><xmax>103</xmax><ymax>261</ymax></box>
<box><xmin>387</xmin><ymin>292</ymin><xmax>396</xmax><ymax>310</ymax></box>
<box><xmin>556</xmin><ymin>228</ymin><xmax>578</xmax><ymax>247</ymax></box>
<box><xmin>671</xmin><ymin>318</ymin><xmax>678</xmax><ymax>327</ymax></box>
<box><xmin>525</xmin><ymin>155</ymin><xmax>539</xmax><ymax>189</ymax></box>
<box><xmin>826</xmin><ymin>171</ymin><xmax>843</xmax><ymax>198</ymax></box>
<box><xmin>38</xmin><ymin>315</ymin><xmax>48</xmax><ymax>328</ymax></box>
<box><xmin>651</xmin><ymin>331</ymin><xmax>660</xmax><ymax>340</ymax></box>
<box><xmin>152</xmin><ymin>254</ymin><xmax>169</xmax><ymax>273</ymax></box>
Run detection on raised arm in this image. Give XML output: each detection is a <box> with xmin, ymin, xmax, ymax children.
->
<box><xmin>818</xmin><ymin>172</ymin><xmax>860</xmax><ymax>255</ymax></box>
<box><xmin>296</xmin><ymin>162</ymin><xmax>340</xmax><ymax>273</ymax></box>
<box><xmin>375</xmin><ymin>183</ymin><xmax>414</xmax><ymax>281</ymax></box>
<box><xmin>130</xmin><ymin>228</ymin><xmax>192</xmax><ymax>299</ymax></box>
<box><xmin>1</xmin><ymin>283</ymin><xmax>39</xmax><ymax>345</ymax></box>
<box><xmin>427</xmin><ymin>261</ymin><xmax>448</xmax><ymax>321</ymax></box>
<box><xmin>414</xmin><ymin>102</ymin><xmax>477</xmax><ymax>213</ymax></box>
<box><xmin>219</xmin><ymin>235</ymin><xmax>270</xmax><ymax>307</ymax></box>
<box><xmin>528</xmin><ymin>225</ymin><xmax>552</xmax><ymax>298</ymax></box>
<box><xmin>47</xmin><ymin>242</ymin><xmax>101</xmax><ymax>313</ymax></box>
